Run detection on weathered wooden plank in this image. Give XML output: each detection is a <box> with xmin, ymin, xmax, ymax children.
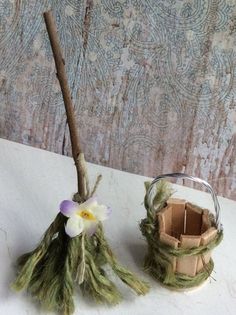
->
<box><xmin>177</xmin><ymin>235</ymin><xmax>201</xmax><ymax>277</ymax></box>
<box><xmin>0</xmin><ymin>1</ymin><xmax>235</xmax><ymax>200</ymax></box>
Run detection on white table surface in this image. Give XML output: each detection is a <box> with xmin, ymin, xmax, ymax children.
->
<box><xmin>0</xmin><ymin>138</ymin><xmax>235</xmax><ymax>315</ymax></box>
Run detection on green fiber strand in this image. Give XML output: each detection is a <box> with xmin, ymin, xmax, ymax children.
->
<box><xmin>96</xmin><ymin>224</ymin><xmax>150</xmax><ymax>295</ymax></box>
<box><xmin>12</xmin><ymin>211</ymin><xmax>149</xmax><ymax>315</ymax></box>
<box><xmin>12</xmin><ymin>213</ymin><xmax>66</xmax><ymax>291</ymax></box>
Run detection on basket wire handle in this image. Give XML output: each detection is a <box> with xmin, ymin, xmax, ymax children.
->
<box><xmin>147</xmin><ymin>173</ymin><xmax>222</xmax><ymax>231</ymax></box>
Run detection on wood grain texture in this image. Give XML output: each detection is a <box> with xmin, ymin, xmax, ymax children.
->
<box><xmin>0</xmin><ymin>0</ymin><xmax>235</xmax><ymax>199</ymax></box>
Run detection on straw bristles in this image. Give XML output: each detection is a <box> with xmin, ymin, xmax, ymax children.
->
<box><xmin>12</xmin><ymin>216</ymin><xmax>149</xmax><ymax>315</ymax></box>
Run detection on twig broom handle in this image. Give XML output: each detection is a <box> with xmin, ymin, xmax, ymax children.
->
<box><xmin>43</xmin><ymin>10</ymin><xmax>86</xmax><ymax>199</ymax></box>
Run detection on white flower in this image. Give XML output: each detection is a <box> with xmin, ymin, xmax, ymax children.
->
<box><xmin>60</xmin><ymin>197</ymin><xmax>111</xmax><ymax>238</ymax></box>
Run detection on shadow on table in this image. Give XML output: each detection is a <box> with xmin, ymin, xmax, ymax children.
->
<box><xmin>125</xmin><ymin>241</ymin><xmax>147</xmax><ymax>269</ymax></box>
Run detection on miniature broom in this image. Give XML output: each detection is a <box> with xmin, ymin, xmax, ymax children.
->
<box><xmin>12</xmin><ymin>10</ymin><xmax>149</xmax><ymax>315</ymax></box>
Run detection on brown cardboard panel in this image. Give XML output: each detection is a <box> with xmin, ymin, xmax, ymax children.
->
<box><xmin>160</xmin><ymin>231</ymin><xmax>180</xmax><ymax>247</ymax></box>
<box><xmin>160</xmin><ymin>231</ymin><xmax>179</xmax><ymax>271</ymax></box>
<box><xmin>167</xmin><ymin>198</ymin><xmax>186</xmax><ymax>207</ymax></box>
<box><xmin>167</xmin><ymin>198</ymin><xmax>186</xmax><ymax>239</ymax></box>
<box><xmin>177</xmin><ymin>235</ymin><xmax>201</xmax><ymax>276</ymax></box>
<box><xmin>201</xmin><ymin>227</ymin><xmax>218</xmax><ymax>245</ymax></box>
<box><xmin>197</xmin><ymin>227</ymin><xmax>218</xmax><ymax>272</ymax></box>
<box><xmin>159</xmin><ymin>205</ymin><xmax>172</xmax><ymax>235</ymax></box>
<box><xmin>185</xmin><ymin>203</ymin><xmax>202</xmax><ymax>235</ymax></box>
<box><xmin>201</xmin><ymin>209</ymin><xmax>212</xmax><ymax>234</ymax></box>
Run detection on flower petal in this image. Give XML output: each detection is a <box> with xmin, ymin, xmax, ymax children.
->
<box><xmin>65</xmin><ymin>215</ymin><xmax>84</xmax><ymax>238</ymax></box>
<box><xmin>78</xmin><ymin>197</ymin><xmax>98</xmax><ymax>211</ymax></box>
<box><xmin>60</xmin><ymin>200</ymin><xmax>78</xmax><ymax>217</ymax></box>
<box><xmin>83</xmin><ymin>220</ymin><xmax>98</xmax><ymax>236</ymax></box>
<box><xmin>92</xmin><ymin>205</ymin><xmax>111</xmax><ymax>221</ymax></box>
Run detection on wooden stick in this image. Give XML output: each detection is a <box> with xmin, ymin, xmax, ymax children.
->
<box><xmin>43</xmin><ymin>10</ymin><xmax>86</xmax><ymax>199</ymax></box>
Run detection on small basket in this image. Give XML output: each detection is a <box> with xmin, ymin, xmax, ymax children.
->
<box><xmin>141</xmin><ymin>173</ymin><xmax>223</xmax><ymax>290</ymax></box>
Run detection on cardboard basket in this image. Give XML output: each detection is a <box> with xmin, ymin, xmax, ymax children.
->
<box><xmin>144</xmin><ymin>173</ymin><xmax>223</xmax><ymax>288</ymax></box>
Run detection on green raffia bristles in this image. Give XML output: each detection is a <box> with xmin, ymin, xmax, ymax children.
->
<box><xmin>12</xmin><ymin>216</ymin><xmax>149</xmax><ymax>315</ymax></box>
<box><xmin>95</xmin><ymin>225</ymin><xmax>149</xmax><ymax>295</ymax></box>
<box><xmin>12</xmin><ymin>213</ymin><xmax>66</xmax><ymax>292</ymax></box>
